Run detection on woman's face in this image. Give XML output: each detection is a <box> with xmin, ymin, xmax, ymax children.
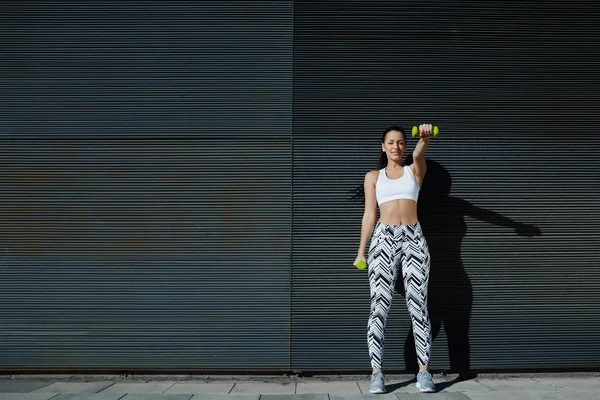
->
<box><xmin>381</xmin><ymin>130</ymin><xmax>406</xmax><ymax>164</ymax></box>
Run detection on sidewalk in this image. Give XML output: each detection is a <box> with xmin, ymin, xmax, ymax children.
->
<box><xmin>1</xmin><ymin>373</ymin><xmax>599</xmax><ymax>400</ymax></box>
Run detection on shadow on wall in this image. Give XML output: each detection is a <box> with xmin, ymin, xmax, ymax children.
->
<box><xmin>397</xmin><ymin>156</ymin><xmax>542</xmax><ymax>381</ymax></box>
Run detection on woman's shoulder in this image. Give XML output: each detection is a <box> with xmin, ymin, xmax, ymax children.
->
<box><xmin>365</xmin><ymin>169</ymin><xmax>381</xmax><ymax>183</ymax></box>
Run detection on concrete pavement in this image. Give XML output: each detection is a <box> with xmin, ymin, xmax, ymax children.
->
<box><xmin>1</xmin><ymin>373</ymin><xmax>599</xmax><ymax>400</ymax></box>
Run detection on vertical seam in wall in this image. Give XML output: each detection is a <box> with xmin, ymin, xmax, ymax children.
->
<box><xmin>288</xmin><ymin>0</ymin><xmax>295</xmax><ymax>374</ymax></box>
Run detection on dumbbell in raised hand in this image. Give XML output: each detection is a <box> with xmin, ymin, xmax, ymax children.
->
<box><xmin>412</xmin><ymin>125</ymin><xmax>439</xmax><ymax>138</ymax></box>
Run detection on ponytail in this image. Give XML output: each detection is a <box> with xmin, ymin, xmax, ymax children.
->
<box><xmin>375</xmin><ymin>151</ymin><xmax>388</xmax><ymax>170</ymax></box>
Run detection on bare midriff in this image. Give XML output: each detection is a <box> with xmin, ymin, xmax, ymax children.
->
<box><xmin>378</xmin><ymin>199</ymin><xmax>419</xmax><ymax>226</ymax></box>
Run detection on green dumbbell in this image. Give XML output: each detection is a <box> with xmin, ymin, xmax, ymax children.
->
<box><xmin>412</xmin><ymin>125</ymin><xmax>439</xmax><ymax>138</ymax></box>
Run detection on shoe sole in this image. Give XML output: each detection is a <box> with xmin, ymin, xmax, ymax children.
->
<box><xmin>416</xmin><ymin>382</ymin><xmax>435</xmax><ymax>393</ymax></box>
<box><xmin>369</xmin><ymin>390</ymin><xmax>386</xmax><ymax>394</ymax></box>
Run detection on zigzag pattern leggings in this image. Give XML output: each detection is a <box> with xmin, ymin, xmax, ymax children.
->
<box><xmin>367</xmin><ymin>221</ymin><xmax>432</xmax><ymax>369</ymax></box>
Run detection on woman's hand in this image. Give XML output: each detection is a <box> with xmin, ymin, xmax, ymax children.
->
<box><xmin>353</xmin><ymin>254</ymin><xmax>366</xmax><ymax>268</ymax></box>
<box><xmin>419</xmin><ymin>124</ymin><xmax>434</xmax><ymax>141</ymax></box>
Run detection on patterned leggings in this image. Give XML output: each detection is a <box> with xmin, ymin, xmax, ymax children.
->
<box><xmin>367</xmin><ymin>221</ymin><xmax>432</xmax><ymax>369</ymax></box>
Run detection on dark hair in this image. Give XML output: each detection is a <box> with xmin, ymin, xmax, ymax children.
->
<box><xmin>350</xmin><ymin>125</ymin><xmax>407</xmax><ymax>203</ymax></box>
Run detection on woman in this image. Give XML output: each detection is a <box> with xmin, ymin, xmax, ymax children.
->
<box><xmin>353</xmin><ymin>124</ymin><xmax>436</xmax><ymax>393</ymax></box>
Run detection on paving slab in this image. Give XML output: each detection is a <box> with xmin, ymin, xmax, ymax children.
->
<box><xmin>100</xmin><ymin>382</ymin><xmax>175</xmax><ymax>394</ymax></box>
<box><xmin>165</xmin><ymin>383</ymin><xmax>236</xmax><ymax>394</ymax></box>
<box><xmin>34</xmin><ymin>382</ymin><xmax>114</xmax><ymax>394</ymax></box>
<box><xmin>397</xmin><ymin>393</ymin><xmax>470</xmax><ymax>400</ymax></box>
<box><xmin>464</xmin><ymin>390</ymin><xmax>569</xmax><ymax>400</ymax></box>
<box><xmin>570</xmin><ymin>390</ymin><xmax>600</xmax><ymax>400</ymax></box>
<box><xmin>0</xmin><ymin>394</ymin><xmax>58</xmax><ymax>400</ymax></box>
<box><xmin>189</xmin><ymin>395</ymin><xmax>259</xmax><ymax>400</ymax></box>
<box><xmin>229</xmin><ymin>383</ymin><xmax>295</xmax><ymax>395</ymax></box>
<box><xmin>0</xmin><ymin>381</ymin><xmax>54</xmax><ymax>393</ymax></box>
<box><xmin>50</xmin><ymin>394</ymin><xmax>126</xmax><ymax>400</ymax></box>
<box><xmin>261</xmin><ymin>395</ymin><xmax>327</xmax><ymax>400</ymax></box>
<box><xmin>296</xmin><ymin>381</ymin><xmax>361</xmax><ymax>394</ymax></box>
<box><xmin>330</xmin><ymin>394</ymin><xmax>399</xmax><ymax>400</ymax></box>
<box><xmin>474</xmin><ymin>378</ymin><xmax>551</xmax><ymax>391</ymax></box>
<box><xmin>532</xmin><ymin>377</ymin><xmax>600</xmax><ymax>390</ymax></box>
<box><xmin>434</xmin><ymin>379</ymin><xmax>491</xmax><ymax>393</ymax></box>
<box><xmin>121</xmin><ymin>395</ymin><xmax>192</xmax><ymax>400</ymax></box>
<box><xmin>356</xmin><ymin>378</ymin><xmax>415</xmax><ymax>394</ymax></box>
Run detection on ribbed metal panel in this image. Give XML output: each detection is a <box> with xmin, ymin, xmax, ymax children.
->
<box><xmin>2</xmin><ymin>140</ymin><xmax>291</xmax><ymax>370</ymax></box>
<box><xmin>292</xmin><ymin>1</ymin><xmax>600</xmax><ymax>372</ymax></box>
<box><xmin>1</xmin><ymin>0</ymin><xmax>292</xmax><ymax>139</ymax></box>
<box><xmin>4</xmin><ymin>0</ymin><xmax>600</xmax><ymax>374</ymax></box>
<box><xmin>1</xmin><ymin>1</ymin><xmax>292</xmax><ymax>370</ymax></box>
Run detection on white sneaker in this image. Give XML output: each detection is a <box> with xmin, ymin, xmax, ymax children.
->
<box><xmin>416</xmin><ymin>370</ymin><xmax>436</xmax><ymax>393</ymax></box>
<box><xmin>369</xmin><ymin>371</ymin><xmax>386</xmax><ymax>394</ymax></box>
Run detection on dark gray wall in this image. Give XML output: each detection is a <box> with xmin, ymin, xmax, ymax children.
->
<box><xmin>2</xmin><ymin>0</ymin><xmax>600</xmax><ymax>373</ymax></box>
<box><xmin>1</xmin><ymin>1</ymin><xmax>291</xmax><ymax>139</ymax></box>
<box><xmin>292</xmin><ymin>0</ymin><xmax>600</xmax><ymax>372</ymax></box>
<box><xmin>1</xmin><ymin>1</ymin><xmax>292</xmax><ymax>370</ymax></box>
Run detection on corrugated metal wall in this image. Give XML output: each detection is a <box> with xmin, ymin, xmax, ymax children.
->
<box><xmin>292</xmin><ymin>0</ymin><xmax>600</xmax><ymax>372</ymax></box>
<box><xmin>2</xmin><ymin>0</ymin><xmax>600</xmax><ymax>373</ymax></box>
<box><xmin>1</xmin><ymin>1</ymin><xmax>292</xmax><ymax>370</ymax></box>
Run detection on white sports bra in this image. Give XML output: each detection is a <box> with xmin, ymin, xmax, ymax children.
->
<box><xmin>375</xmin><ymin>165</ymin><xmax>420</xmax><ymax>205</ymax></box>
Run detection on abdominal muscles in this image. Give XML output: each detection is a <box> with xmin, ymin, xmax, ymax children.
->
<box><xmin>378</xmin><ymin>199</ymin><xmax>419</xmax><ymax>226</ymax></box>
